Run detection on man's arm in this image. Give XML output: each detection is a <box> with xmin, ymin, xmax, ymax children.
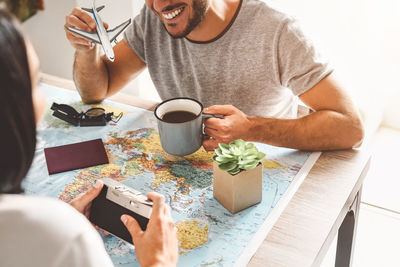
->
<box><xmin>203</xmin><ymin>74</ymin><xmax>364</xmax><ymax>151</ymax></box>
<box><xmin>65</xmin><ymin>8</ymin><xmax>146</xmax><ymax>104</ymax></box>
<box><xmin>73</xmin><ymin>40</ymin><xmax>146</xmax><ymax>103</ymax></box>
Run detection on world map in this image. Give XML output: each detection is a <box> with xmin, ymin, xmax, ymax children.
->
<box><xmin>23</xmin><ymin>84</ymin><xmax>320</xmax><ymax>267</ymax></box>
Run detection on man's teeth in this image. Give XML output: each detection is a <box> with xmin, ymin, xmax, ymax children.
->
<box><xmin>162</xmin><ymin>7</ymin><xmax>183</xmax><ymax>20</ymax></box>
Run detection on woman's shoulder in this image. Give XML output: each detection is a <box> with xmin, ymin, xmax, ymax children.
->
<box><xmin>1</xmin><ymin>194</ymin><xmax>90</xmax><ymax>235</ymax></box>
<box><xmin>0</xmin><ymin>194</ymin><xmax>113</xmax><ymax>267</ymax></box>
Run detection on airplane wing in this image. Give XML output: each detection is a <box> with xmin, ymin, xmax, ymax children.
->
<box><xmin>107</xmin><ymin>19</ymin><xmax>132</xmax><ymax>43</ymax></box>
<box><xmin>82</xmin><ymin>6</ymin><xmax>104</xmax><ymax>13</ymax></box>
<box><xmin>95</xmin><ymin>6</ymin><xmax>105</xmax><ymax>12</ymax></box>
<box><xmin>65</xmin><ymin>26</ymin><xmax>101</xmax><ymax>44</ymax></box>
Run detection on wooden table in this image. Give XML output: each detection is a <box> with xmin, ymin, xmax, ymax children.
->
<box><xmin>40</xmin><ymin>73</ymin><xmax>371</xmax><ymax>267</ymax></box>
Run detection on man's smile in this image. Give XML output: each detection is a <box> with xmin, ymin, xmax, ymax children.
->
<box><xmin>151</xmin><ymin>0</ymin><xmax>209</xmax><ymax>38</ymax></box>
<box><xmin>162</xmin><ymin>6</ymin><xmax>185</xmax><ymax>20</ymax></box>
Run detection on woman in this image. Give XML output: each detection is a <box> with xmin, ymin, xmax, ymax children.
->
<box><xmin>0</xmin><ymin>8</ymin><xmax>178</xmax><ymax>267</ymax></box>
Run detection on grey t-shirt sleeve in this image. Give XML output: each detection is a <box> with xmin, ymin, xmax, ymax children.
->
<box><xmin>275</xmin><ymin>18</ymin><xmax>333</xmax><ymax>96</ymax></box>
<box><xmin>123</xmin><ymin>5</ymin><xmax>147</xmax><ymax>63</ymax></box>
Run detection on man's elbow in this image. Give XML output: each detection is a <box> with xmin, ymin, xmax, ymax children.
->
<box><xmin>73</xmin><ymin>79</ymin><xmax>107</xmax><ymax>104</ymax></box>
<box><xmin>80</xmin><ymin>94</ymin><xmax>105</xmax><ymax>104</ymax></box>
<box><xmin>347</xmin><ymin>116</ymin><xmax>365</xmax><ymax>149</ymax></box>
<box><xmin>77</xmin><ymin>87</ymin><xmax>107</xmax><ymax>104</ymax></box>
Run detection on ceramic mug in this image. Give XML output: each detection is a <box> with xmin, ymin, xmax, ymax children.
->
<box><xmin>154</xmin><ymin>97</ymin><xmax>221</xmax><ymax>156</ymax></box>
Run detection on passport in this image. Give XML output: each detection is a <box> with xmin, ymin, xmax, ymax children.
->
<box><xmin>44</xmin><ymin>138</ymin><xmax>109</xmax><ymax>174</ymax></box>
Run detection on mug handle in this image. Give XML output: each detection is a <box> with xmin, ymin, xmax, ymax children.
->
<box><xmin>202</xmin><ymin>114</ymin><xmax>224</xmax><ymax>119</ymax></box>
<box><xmin>201</xmin><ymin>113</ymin><xmax>224</xmax><ymax>139</ymax></box>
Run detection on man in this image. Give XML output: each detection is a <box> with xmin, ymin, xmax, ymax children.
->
<box><xmin>65</xmin><ymin>0</ymin><xmax>364</xmax><ymax>151</ymax></box>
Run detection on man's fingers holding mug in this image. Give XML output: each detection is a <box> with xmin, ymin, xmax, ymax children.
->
<box><xmin>203</xmin><ymin>126</ymin><xmax>218</xmax><ymax>138</ymax></box>
<box><xmin>202</xmin><ymin>138</ymin><xmax>220</xmax><ymax>151</ymax></box>
<box><xmin>203</xmin><ymin>105</ymin><xmax>236</xmax><ymax>116</ymax></box>
<box><xmin>203</xmin><ymin>116</ymin><xmax>224</xmax><ymax>131</ymax></box>
<box><xmin>203</xmin><ymin>128</ymin><xmax>233</xmax><ymax>146</ymax></box>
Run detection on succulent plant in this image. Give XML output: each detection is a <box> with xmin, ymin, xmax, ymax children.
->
<box><xmin>212</xmin><ymin>139</ymin><xmax>265</xmax><ymax>175</ymax></box>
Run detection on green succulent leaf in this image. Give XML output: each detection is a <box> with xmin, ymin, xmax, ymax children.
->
<box><xmin>243</xmin><ymin>147</ymin><xmax>258</xmax><ymax>156</ymax></box>
<box><xmin>228</xmin><ymin>167</ymin><xmax>241</xmax><ymax>175</ymax></box>
<box><xmin>256</xmin><ymin>152</ymin><xmax>266</xmax><ymax>160</ymax></box>
<box><xmin>245</xmin><ymin>143</ymin><xmax>255</xmax><ymax>150</ymax></box>
<box><xmin>219</xmin><ymin>161</ymin><xmax>238</xmax><ymax>172</ymax></box>
<box><xmin>230</xmin><ymin>146</ymin><xmax>242</xmax><ymax>156</ymax></box>
<box><xmin>244</xmin><ymin>154</ymin><xmax>258</xmax><ymax>160</ymax></box>
<box><xmin>215</xmin><ymin>156</ymin><xmax>235</xmax><ymax>164</ymax></box>
<box><xmin>218</xmin><ymin>143</ymin><xmax>231</xmax><ymax>154</ymax></box>
<box><xmin>214</xmin><ymin>139</ymin><xmax>265</xmax><ymax>175</ymax></box>
<box><xmin>221</xmin><ymin>152</ymin><xmax>234</xmax><ymax>158</ymax></box>
<box><xmin>238</xmin><ymin>158</ymin><xmax>256</xmax><ymax>165</ymax></box>
<box><xmin>233</xmin><ymin>139</ymin><xmax>245</xmax><ymax>145</ymax></box>
<box><xmin>231</xmin><ymin>139</ymin><xmax>245</xmax><ymax>149</ymax></box>
<box><xmin>215</xmin><ymin>148</ymin><xmax>223</xmax><ymax>156</ymax></box>
<box><xmin>243</xmin><ymin>162</ymin><xmax>259</xmax><ymax>170</ymax></box>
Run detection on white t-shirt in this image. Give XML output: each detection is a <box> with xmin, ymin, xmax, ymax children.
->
<box><xmin>0</xmin><ymin>194</ymin><xmax>114</xmax><ymax>267</ymax></box>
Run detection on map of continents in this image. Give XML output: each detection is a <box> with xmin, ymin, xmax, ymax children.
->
<box><xmin>56</xmin><ymin>127</ymin><xmax>291</xmax><ymax>267</ymax></box>
<box><xmin>24</xmin><ymin>84</ymin><xmax>314</xmax><ymax>267</ymax></box>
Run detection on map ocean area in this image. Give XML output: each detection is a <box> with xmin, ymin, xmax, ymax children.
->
<box><xmin>24</xmin><ymin>83</ymin><xmax>321</xmax><ymax>267</ymax></box>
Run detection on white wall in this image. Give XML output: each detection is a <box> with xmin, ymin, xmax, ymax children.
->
<box><xmin>270</xmin><ymin>0</ymin><xmax>400</xmax><ymax>129</ymax></box>
<box><xmin>22</xmin><ymin>0</ymin><xmax>76</xmax><ymax>80</ymax></box>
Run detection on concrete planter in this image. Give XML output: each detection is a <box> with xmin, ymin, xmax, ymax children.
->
<box><xmin>213</xmin><ymin>162</ymin><xmax>262</xmax><ymax>214</ymax></box>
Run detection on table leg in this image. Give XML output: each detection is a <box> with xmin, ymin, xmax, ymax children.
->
<box><xmin>335</xmin><ymin>187</ymin><xmax>362</xmax><ymax>267</ymax></box>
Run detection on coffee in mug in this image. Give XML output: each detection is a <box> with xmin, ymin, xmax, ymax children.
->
<box><xmin>154</xmin><ymin>97</ymin><xmax>221</xmax><ymax>156</ymax></box>
<box><xmin>161</xmin><ymin>110</ymin><xmax>197</xmax><ymax>123</ymax></box>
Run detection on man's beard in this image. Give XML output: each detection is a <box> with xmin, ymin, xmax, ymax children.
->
<box><xmin>164</xmin><ymin>0</ymin><xmax>209</xmax><ymax>38</ymax></box>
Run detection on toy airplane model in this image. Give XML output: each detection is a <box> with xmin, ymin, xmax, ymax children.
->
<box><xmin>65</xmin><ymin>0</ymin><xmax>131</xmax><ymax>62</ymax></box>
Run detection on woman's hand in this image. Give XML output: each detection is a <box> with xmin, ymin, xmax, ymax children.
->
<box><xmin>121</xmin><ymin>192</ymin><xmax>178</xmax><ymax>267</ymax></box>
<box><xmin>69</xmin><ymin>180</ymin><xmax>103</xmax><ymax>218</ymax></box>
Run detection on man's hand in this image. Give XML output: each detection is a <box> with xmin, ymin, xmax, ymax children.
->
<box><xmin>64</xmin><ymin>7</ymin><xmax>108</xmax><ymax>51</ymax></box>
<box><xmin>202</xmin><ymin>105</ymin><xmax>252</xmax><ymax>151</ymax></box>
<box><xmin>121</xmin><ymin>192</ymin><xmax>178</xmax><ymax>267</ymax></box>
<box><xmin>69</xmin><ymin>180</ymin><xmax>103</xmax><ymax>218</ymax></box>
<box><xmin>201</xmin><ymin>75</ymin><xmax>364</xmax><ymax>151</ymax></box>
<box><xmin>65</xmin><ymin>7</ymin><xmax>145</xmax><ymax>104</ymax></box>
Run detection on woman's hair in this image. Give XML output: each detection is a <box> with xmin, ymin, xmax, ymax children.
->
<box><xmin>0</xmin><ymin>8</ymin><xmax>36</xmax><ymax>194</ymax></box>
